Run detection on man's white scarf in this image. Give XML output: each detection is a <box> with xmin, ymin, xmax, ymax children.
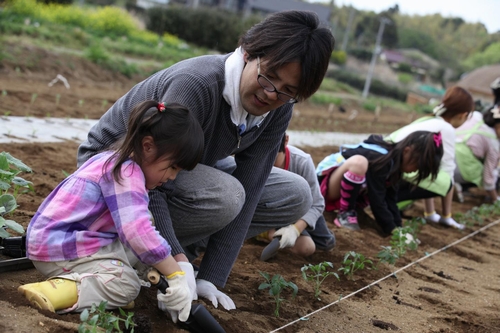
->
<box><xmin>223</xmin><ymin>47</ymin><xmax>269</xmax><ymax>134</ymax></box>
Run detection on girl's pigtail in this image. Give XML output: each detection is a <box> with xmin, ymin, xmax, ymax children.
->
<box><xmin>414</xmin><ymin>131</ymin><xmax>444</xmax><ymax>185</ymax></box>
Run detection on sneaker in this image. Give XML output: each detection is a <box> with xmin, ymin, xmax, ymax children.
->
<box><xmin>424</xmin><ymin>213</ymin><xmax>441</xmax><ymax>224</ymax></box>
<box><xmin>439</xmin><ymin>217</ymin><xmax>465</xmax><ymax>230</ymax></box>
<box><xmin>334</xmin><ymin>210</ymin><xmax>360</xmax><ymax>231</ymax></box>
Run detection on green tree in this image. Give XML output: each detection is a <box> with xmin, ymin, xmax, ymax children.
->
<box><xmin>462</xmin><ymin>42</ymin><xmax>500</xmax><ymax>70</ymax></box>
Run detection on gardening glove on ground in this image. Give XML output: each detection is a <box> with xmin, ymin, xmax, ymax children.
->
<box><xmin>178</xmin><ymin>261</ymin><xmax>198</xmax><ymax>301</ymax></box>
<box><xmin>273</xmin><ymin>224</ymin><xmax>300</xmax><ymax>249</ymax></box>
<box><xmin>196</xmin><ymin>279</ymin><xmax>236</xmax><ymax>310</ymax></box>
<box><xmin>157</xmin><ymin>272</ymin><xmax>192</xmax><ymax>323</ymax></box>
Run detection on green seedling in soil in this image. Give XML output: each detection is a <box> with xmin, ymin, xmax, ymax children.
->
<box><xmin>338</xmin><ymin>251</ymin><xmax>373</xmax><ymax>281</ymax></box>
<box><xmin>301</xmin><ymin>261</ymin><xmax>338</xmax><ymax>299</ymax></box>
<box><xmin>78</xmin><ymin>301</ymin><xmax>136</xmax><ymax>333</ymax></box>
<box><xmin>391</xmin><ymin>226</ymin><xmax>419</xmax><ymax>256</ymax></box>
<box><xmin>259</xmin><ymin>271</ymin><xmax>298</xmax><ymax>317</ymax></box>
<box><xmin>0</xmin><ymin>152</ymin><xmax>33</xmax><ymax>238</ymax></box>
<box><xmin>402</xmin><ymin>217</ymin><xmax>426</xmax><ymax>235</ymax></box>
<box><xmin>62</xmin><ymin>170</ymin><xmax>70</xmax><ymax>177</ymax></box>
<box><xmin>55</xmin><ymin>94</ymin><xmax>61</xmax><ymax>106</ymax></box>
<box><xmin>79</xmin><ymin>99</ymin><xmax>84</xmax><ymax>107</ymax></box>
<box><xmin>102</xmin><ymin>99</ymin><xmax>109</xmax><ymax>111</ymax></box>
<box><xmin>377</xmin><ymin>245</ymin><xmax>400</xmax><ymax>266</ymax></box>
<box><xmin>30</xmin><ymin>93</ymin><xmax>38</xmax><ymax>105</ymax></box>
<box><xmin>1</xmin><ymin>90</ymin><xmax>7</xmax><ymax>98</ymax></box>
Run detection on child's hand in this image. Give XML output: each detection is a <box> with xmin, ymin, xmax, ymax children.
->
<box><xmin>157</xmin><ymin>272</ymin><xmax>192</xmax><ymax>322</ymax></box>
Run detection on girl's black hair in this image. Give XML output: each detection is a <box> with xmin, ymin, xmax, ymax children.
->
<box><xmin>105</xmin><ymin>100</ymin><xmax>204</xmax><ymax>183</ymax></box>
<box><xmin>370</xmin><ymin>131</ymin><xmax>444</xmax><ymax>187</ymax></box>
<box><xmin>483</xmin><ymin>105</ymin><xmax>500</xmax><ymax>128</ymax></box>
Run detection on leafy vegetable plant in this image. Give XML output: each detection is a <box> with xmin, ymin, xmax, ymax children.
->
<box><xmin>301</xmin><ymin>261</ymin><xmax>339</xmax><ymax>299</ymax></box>
<box><xmin>0</xmin><ymin>152</ymin><xmax>33</xmax><ymax>238</ymax></box>
<box><xmin>259</xmin><ymin>271</ymin><xmax>298</xmax><ymax>317</ymax></box>
<box><xmin>78</xmin><ymin>301</ymin><xmax>136</xmax><ymax>333</ymax></box>
<box><xmin>377</xmin><ymin>245</ymin><xmax>400</xmax><ymax>266</ymax></box>
<box><xmin>338</xmin><ymin>251</ymin><xmax>373</xmax><ymax>281</ymax></box>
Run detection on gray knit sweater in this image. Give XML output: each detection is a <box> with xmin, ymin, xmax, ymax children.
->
<box><xmin>77</xmin><ymin>54</ymin><xmax>293</xmax><ymax>286</ymax></box>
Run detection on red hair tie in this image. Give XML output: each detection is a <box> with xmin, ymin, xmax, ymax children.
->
<box><xmin>158</xmin><ymin>102</ymin><xmax>166</xmax><ymax>112</ymax></box>
<box><xmin>433</xmin><ymin>132</ymin><xmax>442</xmax><ymax>148</ymax></box>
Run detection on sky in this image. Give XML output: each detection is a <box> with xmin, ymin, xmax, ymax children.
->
<box><xmin>308</xmin><ymin>0</ymin><xmax>500</xmax><ymax>33</ymax></box>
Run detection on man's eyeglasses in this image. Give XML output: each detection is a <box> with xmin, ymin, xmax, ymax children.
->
<box><xmin>257</xmin><ymin>57</ymin><xmax>298</xmax><ymax>104</ymax></box>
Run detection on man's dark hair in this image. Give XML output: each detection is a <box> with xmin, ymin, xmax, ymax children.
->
<box><xmin>239</xmin><ymin>10</ymin><xmax>334</xmax><ymax>101</ymax></box>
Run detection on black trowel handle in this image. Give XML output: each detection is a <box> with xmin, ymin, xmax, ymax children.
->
<box><xmin>147</xmin><ymin>269</ymin><xmax>226</xmax><ymax>333</ymax></box>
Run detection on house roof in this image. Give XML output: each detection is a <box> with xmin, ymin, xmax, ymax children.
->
<box><xmin>246</xmin><ymin>0</ymin><xmax>331</xmax><ymax>24</ymax></box>
<box><xmin>457</xmin><ymin>64</ymin><xmax>500</xmax><ymax>97</ymax></box>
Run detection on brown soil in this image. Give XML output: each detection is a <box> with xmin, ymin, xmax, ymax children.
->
<box><xmin>1</xmin><ymin>43</ymin><xmax>499</xmax><ymax>333</ymax></box>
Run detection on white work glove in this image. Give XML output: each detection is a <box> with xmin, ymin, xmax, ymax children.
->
<box><xmin>178</xmin><ymin>261</ymin><xmax>198</xmax><ymax>301</ymax></box>
<box><xmin>157</xmin><ymin>273</ymin><xmax>192</xmax><ymax>323</ymax></box>
<box><xmin>273</xmin><ymin>224</ymin><xmax>300</xmax><ymax>249</ymax></box>
<box><xmin>196</xmin><ymin>279</ymin><xmax>236</xmax><ymax>310</ymax></box>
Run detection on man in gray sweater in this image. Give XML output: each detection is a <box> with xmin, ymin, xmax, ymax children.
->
<box><xmin>77</xmin><ymin>10</ymin><xmax>334</xmax><ymax>314</ymax></box>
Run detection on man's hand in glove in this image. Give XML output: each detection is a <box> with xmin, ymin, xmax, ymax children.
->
<box><xmin>196</xmin><ymin>279</ymin><xmax>236</xmax><ymax>310</ymax></box>
<box><xmin>273</xmin><ymin>224</ymin><xmax>300</xmax><ymax>249</ymax></box>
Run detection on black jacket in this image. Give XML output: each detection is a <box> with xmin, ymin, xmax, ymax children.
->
<box><xmin>342</xmin><ymin>135</ymin><xmax>401</xmax><ymax>234</ymax></box>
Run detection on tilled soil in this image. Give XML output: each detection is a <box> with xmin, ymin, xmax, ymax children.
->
<box><xmin>0</xmin><ymin>43</ymin><xmax>499</xmax><ymax>333</ymax></box>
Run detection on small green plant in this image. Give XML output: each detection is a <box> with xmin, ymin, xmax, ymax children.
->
<box><xmin>259</xmin><ymin>272</ymin><xmax>298</xmax><ymax>317</ymax></box>
<box><xmin>55</xmin><ymin>94</ymin><xmax>61</xmax><ymax>106</ymax></box>
<box><xmin>30</xmin><ymin>93</ymin><xmax>38</xmax><ymax>105</ymax></box>
<box><xmin>377</xmin><ymin>245</ymin><xmax>400</xmax><ymax>266</ymax></box>
<box><xmin>402</xmin><ymin>217</ymin><xmax>426</xmax><ymax>235</ymax></box>
<box><xmin>0</xmin><ymin>152</ymin><xmax>33</xmax><ymax>238</ymax></box>
<box><xmin>102</xmin><ymin>99</ymin><xmax>109</xmax><ymax>111</ymax></box>
<box><xmin>78</xmin><ymin>99</ymin><xmax>84</xmax><ymax>107</ymax></box>
<box><xmin>301</xmin><ymin>261</ymin><xmax>338</xmax><ymax>299</ymax></box>
<box><xmin>78</xmin><ymin>301</ymin><xmax>136</xmax><ymax>333</ymax></box>
<box><xmin>1</xmin><ymin>90</ymin><xmax>7</xmax><ymax>97</ymax></box>
<box><xmin>338</xmin><ymin>251</ymin><xmax>373</xmax><ymax>281</ymax></box>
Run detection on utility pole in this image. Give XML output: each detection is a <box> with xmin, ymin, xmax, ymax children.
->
<box><xmin>362</xmin><ymin>17</ymin><xmax>391</xmax><ymax>99</ymax></box>
<box><xmin>341</xmin><ymin>6</ymin><xmax>355</xmax><ymax>52</ymax></box>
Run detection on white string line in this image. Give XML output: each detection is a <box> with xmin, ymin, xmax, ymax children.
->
<box><xmin>269</xmin><ymin>218</ymin><xmax>500</xmax><ymax>333</ymax></box>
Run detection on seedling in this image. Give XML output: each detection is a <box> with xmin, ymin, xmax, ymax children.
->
<box><xmin>301</xmin><ymin>261</ymin><xmax>338</xmax><ymax>299</ymax></box>
<box><xmin>78</xmin><ymin>99</ymin><xmax>84</xmax><ymax>107</ymax></box>
<box><xmin>55</xmin><ymin>94</ymin><xmax>61</xmax><ymax>106</ymax></box>
<box><xmin>102</xmin><ymin>99</ymin><xmax>109</xmax><ymax>111</ymax></box>
<box><xmin>377</xmin><ymin>245</ymin><xmax>400</xmax><ymax>266</ymax></box>
<box><xmin>402</xmin><ymin>217</ymin><xmax>426</xmax><ymax>235</ymax></box>
<box><xmin>338</xmin><ymin>251</ymin><xmax>373</xmax><ymax>281</ymax></box>
<box><xmin>0</xmin><ymin>152</ymin><xmax>33</xmax><ymax>238</ymax></box>
<box><xmin>78</xmin><ymin>301</ymin><xmax>136</xmax><ymax>333</ymax></box>
<box><xmin>30</xmin><ymin>93</ymin><xmax>38</xmax><ymax>105</ymax></box>
<box><xmin>259</xmin><ymin>271</ymin><xmax>298</xmax><ymax>317</ymax></box>
<box><xmin>1</xmin><ymin>90</ymin><xmax>7</xmax><ymax>98</ymax></box>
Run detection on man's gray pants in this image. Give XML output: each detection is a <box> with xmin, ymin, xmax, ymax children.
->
<box><xmin>158</xmin><ymin>156</ymin><xmax>312</xmax><ymax>257</ymax></box>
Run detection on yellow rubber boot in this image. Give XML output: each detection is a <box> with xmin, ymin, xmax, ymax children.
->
<box><xmin>18</xmin><ymin>278</ymin><xmax>78</xmax><ymax>312</ymax></box>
